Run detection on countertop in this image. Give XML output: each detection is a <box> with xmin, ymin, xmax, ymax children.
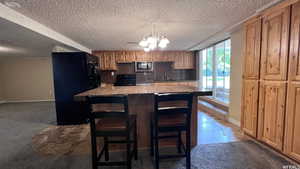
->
<box><xmin>75</xmin><ymin>82</ymin><xmax>212</xmax><ymax>99</ymax></box>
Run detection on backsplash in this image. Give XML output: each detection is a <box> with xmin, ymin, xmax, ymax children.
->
<box><xmin>100</xmin><ymin>62</ymin><xmax>196</xmax><ymax>84</ymax></box>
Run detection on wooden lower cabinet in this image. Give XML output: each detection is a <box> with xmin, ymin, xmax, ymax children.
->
<box><xmin>284</xmin><ymin>82</ymin><xmax>300</xmax><ymax>161</ymax></box>
<box><xmin>242</xmin><ymin>80</ymin><xmax>259</xmax><ymax>137</ymax></box>
<box><xmin>258</xmin><ymin>81</ymin><xmax>287</xmax><ymax>151</ymax></box>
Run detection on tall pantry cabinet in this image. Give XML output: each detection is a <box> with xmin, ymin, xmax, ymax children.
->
<box><xmin>241</xmin><ymin>16</ymin><xmax>262</xmax><ymax>138</ymax></box>
<box><xmin>241</xmin><ymin>0</ymin><xmax>300</xmax><ymax>162</ymax></box>
<box><xmin>284</xmin><ymin>1</ymin><xmax>300</xmax><ymax>162</ymax></box>
<box><xmin>257</xmin><ymin>4</ymin><xmax>290</xmax><ymax>151</ymax></box>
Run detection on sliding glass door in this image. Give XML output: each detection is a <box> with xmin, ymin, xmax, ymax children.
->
<box><xmin>199</xmin><ymin>39</ymin><xmax>231</xmax><ymax>104</ymax></box>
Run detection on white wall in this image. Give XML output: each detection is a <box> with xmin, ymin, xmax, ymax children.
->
<box><xmin>228</xmin><ymin>28</ymin><xmax>244</xmax><ymax>126</ymax></box>
<box><xmin>0</xmin><ymin>56</ymin><xmax>55</xmax><ymax>102</ymax></box>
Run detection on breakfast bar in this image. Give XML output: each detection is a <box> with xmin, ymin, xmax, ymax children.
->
<box><xmin>75</xmin><ymin>83</ymin><xmax>212</xmax><ymax>148</ymax></box>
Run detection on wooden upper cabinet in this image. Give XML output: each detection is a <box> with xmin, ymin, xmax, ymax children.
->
<box><xmin>243</xmin><ymin>17</ymin><xmax>262</xmax><ymax>80</ymax></box>
<box><xmin>115</xmin><ymin>51</ymin><xmax>125</xmax><ymax>63</ymax></box>
<box><xmin>184</xmin><ymin>52</ymin><xmax>195</xmax><ymax>69</ymax></box>
<box><xmin>167</xmin><ymin>51</ymin><xmax>176</xmax><ymax>63</ymax></box>
<box><xmin>284</xmin><ymin>82</ymin><xmax>300</xmax><ymax>161</ymax></box>
<box><xmin>173</xmin><ymin>51</ymin><xmax>195</xmax><ymax>69</ymax></box>
<box><xmin>94</xmin><ymin>50</ymin><xmax>195</xmax><ymax>69</ymax></box>
<box><xmin>289</xmin><ymin>2</ymin><xmax>300</xmax><ymax>82</ymax></box>
<box><xmin>173</xmin><ymin>52</ymin><xmax>184</xmax><ymax>69</ymax></box>
<box><xmin>260</xmin><ymin>6</ymin><xmax>290</xmax><ymax>81</ymax></box>
<box><xmin>151</xmin><ymin>51</ymin><xmax>164</xmax><ymax>62</ymax></box>
<box><xmin>115</xmin><ymin>51</ymin><xmax>135</xmax><ymax>63</ymax></box>
<box><xmin>258</xmin><ymin>81</ymin><xmax>287</xmax><ymax>151</ymax></box>
<box><xmin>152</xmin><ymin>51</ymin><xmax>172</xmax><ymax>62</ymax></box>
<box><xmin>94</xmin><ymin>51</ymin><xmax>117</xmax><ymax>70</ymax></box>
<box><xmin>135</xmin><ymin>51</ymin><xmax>152</xmax><ymax>62</ymax></box>
<box><xmin>93</xmin><ymin>51</ymin><xmax>105</xmax><ymax>69</ymax></box>
<box><xmin>124</xmin><ymin>51</ymin><xmax>136</xmax><ymax>62</ymax></box>
<box><xmin>242</xmin><ymin>80</ymin><xmax>259</xmax><ymax>137</ymax></box>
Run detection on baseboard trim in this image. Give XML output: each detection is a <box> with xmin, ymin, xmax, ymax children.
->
<box><xmin>4</xmin><ymin>99</ymin><xmax>55</xmax><ymax>103</ymax></box>
<box><xmin>228</xmin><ymin>117</ymin><xmax>241</xmax><ymax>127</ymax></box>
<box><xmin>0</xmin><ymin>100</ymin><xmax>6</xmax><ymax>104</ymax></box>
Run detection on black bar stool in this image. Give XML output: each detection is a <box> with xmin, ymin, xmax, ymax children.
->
<box><xmin>150</xmin><ymin>93</ymin><xmax>193</xmax><ymax>169</ymax></box>
<box><xmin>87</xmin><ymin>95</ymin><xmax>138</xmax><ymax>169</ymax></box>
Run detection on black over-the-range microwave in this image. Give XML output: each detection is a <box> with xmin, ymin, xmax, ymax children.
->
<box><xmin>135</xmin><ymin>62</ymin><xmax>153</xmax><ymax>72</ymax></box>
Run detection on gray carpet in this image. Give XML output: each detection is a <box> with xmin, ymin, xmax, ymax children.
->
<box><xmin>0</xmin><ymin>102</ymin><xmax>293</xmax><ymax>169</ymax></box>
<box><xmin>0</xmin><ymin>102</ymin><xmax>56</xmax><ymax>165</ymax></box>
<box><xmin>0</xmin><ymin>140</ymin><xmax>292</xmax><ymax>169</ymax></box>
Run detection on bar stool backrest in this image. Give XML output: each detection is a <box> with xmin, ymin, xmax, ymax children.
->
<box><xmin>87</xmin><ymin>95</ymin><xmax>130</xmax><ymax>128</ymax></box>
<box><xmin>154</xmin><ymin>93</ymin><xmax>193</xmax><ymax>125</ymax></box>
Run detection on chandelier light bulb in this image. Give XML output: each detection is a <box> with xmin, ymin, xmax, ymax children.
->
<box><xmin>144</xmin><ymin>47</ymin><xmax>150</xmax><ymax>52</ymax></box>
<box><xmin>139</xmin><ymin>39</ymin><xmax>148</xmax><ymax>47</ymax></box>
<box><xmin>147</xmin><ymin>36</ymin><xmax>157</xmax><ymax>44</ymax></box>
<box><xmin>160</xmin><ymin>37</ymin><xmax>170</xmax><ymax>45</ymax></box>
<box><xmin>149</xmin><ymin>42</ymin><xmax>157</xmax><ymax>50</ymax></box>
<box><xmin>158</xmin><ymin>41</ymin><xmax>167</xmax><ymax>48</ymax></box>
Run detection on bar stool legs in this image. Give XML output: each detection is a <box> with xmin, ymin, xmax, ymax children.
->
<box><xmin>127</xmin><ymin>132</ymin><xmax>132</xmax><ymax>169</ymax></box>
<box><xmin>150</xmin><ymin>121</ymin><xmax>154</xmax><ymax>157</ymax></box>
<box><xmin>134</xmin><ymin>122</ymin><xmax>138</xmax><ymax>160</ymax></box>
<box><xmin>154</xmin><ymin>127</ymin><xmax>159</xmax><ymax>169</ymax></box>
<box><xmin>177</xmin><ymin>131</ymin><xmax>182</xmax><ymax>154</ymax></box>
<box><xmin>90</xmin><ymin>122</ymin><xmax>98</xmax><ymax>169</ymax></box>
<box><xmin>186</xmin><ymin>128</ymin><xmax>191</xmax><ymax>169</ymax></box>
<box><xmin>104</xmin><ymin>137</ymin><xmax>109</xmax><ymax>161</ymax></box>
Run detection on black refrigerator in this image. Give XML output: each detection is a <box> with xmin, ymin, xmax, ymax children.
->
<box><xmin>52</xmin><ymin>52</ymin><xmax>101</xmax><ymax>125</ymax></box>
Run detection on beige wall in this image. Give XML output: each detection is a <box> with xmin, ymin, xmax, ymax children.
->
<box><xmin>0</xmin><ymin>74</ymin><xmax>4</xmax><ymax>102</ymax></box>
<box><xmin>228</xmin><ymin>27</ymin><xmax>244</xmax><ymax>125</ymax></box>
<box><xmin>0</xmin><ymin>56</ymin><xmax>54</xmax><ymax>102</ymax></box>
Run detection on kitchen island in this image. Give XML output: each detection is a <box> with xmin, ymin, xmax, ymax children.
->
<box><xmin>75</xmin><ymin>82</ymin><xmax>212</xmax><ymax>148</ymax></box>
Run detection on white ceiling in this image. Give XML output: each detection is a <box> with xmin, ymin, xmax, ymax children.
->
<box><xmin>0</xmin><ymin>17</ymin><xmax>78</xmax><ymax>60</ymax></box>
<box><xmin>0</xmin><ymin>0</ymin><xmax>276</xmax><ymax>51</ymax></box>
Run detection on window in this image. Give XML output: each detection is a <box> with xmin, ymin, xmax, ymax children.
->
<box><xmin>199</xmin><ymin>39</ymin><xmax>231</xmax><ymax>104</ymax></box>
<box><xmin>201</xmin><ymin>47</ymin><xmax>213</xmax><ymax>89</ymax></box>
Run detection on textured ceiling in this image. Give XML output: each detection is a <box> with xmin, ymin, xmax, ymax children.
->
<box><xmin>1</xmin><ymin>0</ymin><xmax>275</xmax><ymax>51</ymax></box>
<box><xmin>0</xmin><ymin>18</ymin><xmax>77</xmax><ymax>60</ymax></box>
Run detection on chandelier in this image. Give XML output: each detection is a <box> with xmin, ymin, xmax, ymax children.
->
<box><xmin>139</xmin><ymin>24</ymin><xmax>170</xmax><ymax>52</ymax></box>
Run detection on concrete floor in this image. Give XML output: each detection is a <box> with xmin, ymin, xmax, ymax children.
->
<box><xmin>0</xmin><ymin>102</ymin><xmax>294</xmax><ymax>169</ymax></box>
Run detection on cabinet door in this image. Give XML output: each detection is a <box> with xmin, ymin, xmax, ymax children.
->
<box><xmin>125</xmin><ymin>51</ymin><xmax>135</xmax><ymax>62</ymax></box>
<box><xmin>93</xmin><ymin>52</ymin><xmax>106</xmax><ymax>70</ymax></box>
<box><xmin>151</xmin><ymin>51</ymin><xmax>163</xmax><ymax>62</ymax></box>
<box><xmin>103</xmin><ymin>51</ymin><xmax>117</xmax><ymax>70</ymax></box>
<box><xmin>258</xmin><ymin>81</ymin><xmax>286</xmax><ymax>150</ymax></box>
<box><xmin>261</xmin><ymin>6</ymin><xmax>290</xmax><ymax>80</ymax></box>
<box><xmin>289</xmin><ymin>2</ymin><xmax>300</xmax><ymax>81</ymax></box>
<box><xmin>135</xmin><ymin>51</ymin><xmax>152</xmax><ymax>62</ymax></box>
<box><xmin>115</xmin><ymin>51</ymin><xmax>125</xmax><ymax>63</ymax></box>
<box><xmin>284</xmin><ymin>82</ymin><xmax>300</xmax><ymax>161</ymax></box>
<box><xmin>242</xmin><ymin>80</ymin><xmax>259</xmax><ymax>137</ymax></box>
<box><xmin>243</xmin><ymin>17</ymin><xmax>262</xmax><ymax>79</ymax></box>
<box><xmin>173</xmin><ymin>52</ymin><xmax>184</xmax><ymax>69</ymax></box>
<box><xmin>186</xmin><ymin>52</ymin><xmax>195</xmax><ymax>69</ymax></box>
<box><xmin>167</xmin><ymin>51</ymin><xmax>176</xmax><ymax>63</ymax></box>
<box><xmin>115</xmin><ymin>51</ymin><xmax>135</xmax><ymax>63</ymax></box>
